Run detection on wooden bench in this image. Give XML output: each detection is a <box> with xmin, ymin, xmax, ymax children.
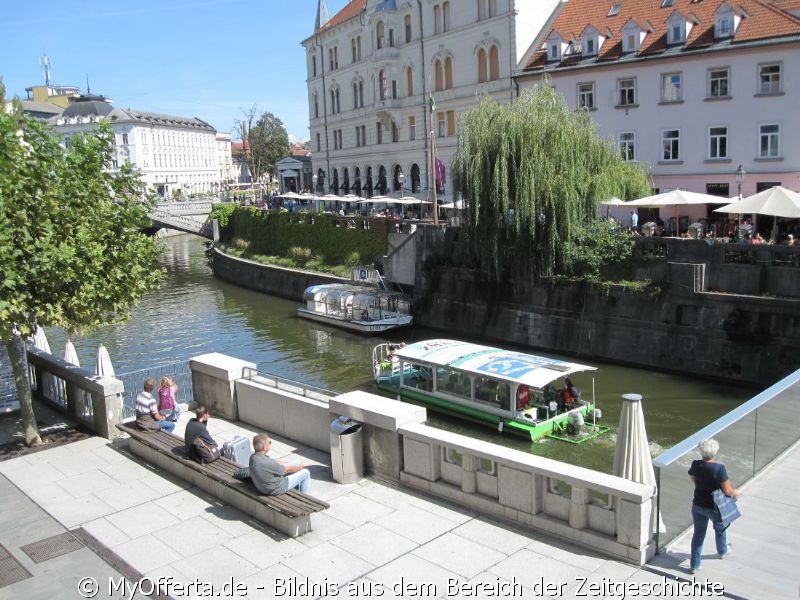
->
<box><xmin>116</xmin><ymin>423</ymin><xmax>329</xmax><ymax>537</ymax></box>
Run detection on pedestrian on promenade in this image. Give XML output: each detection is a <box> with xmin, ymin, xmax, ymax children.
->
<box><xmin>630</xmin><ymin>210</ymin><xmax>639</xmax><ymax>231</ymax></box>
<box><xmin>135</xmin><ymin>378</ymin><xmax>175</xmax><ymax>432</ymax></box>
<box><xmin>158</xmin><ymin>376</ymin><xmax>180</xmax><ymax>421</ymax></box>
<box><xmin>249</xmin><ymin>433</ymin><xmax>311</xmax><ymax>495</ymax></box>
<box><xmin>688</xmin><ymin>438</ymin><xmax>739</xmax><ymax>574</ymax></box>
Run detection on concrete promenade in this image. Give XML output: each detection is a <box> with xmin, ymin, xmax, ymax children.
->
<box><xmin>0</xmin><ymin>412</ymin><xmax>797</xmax><ymax>599</ymax></box>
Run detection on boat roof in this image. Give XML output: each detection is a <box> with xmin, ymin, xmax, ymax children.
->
<box><xmin>393</xmin><ymin>339</ymin><xmax>596</xmax><ymax>389</ymax></box>
<box><xmin>305</xmin><ymin>283</ymin><xmax>408</xmax><ymax>299</ymax></box>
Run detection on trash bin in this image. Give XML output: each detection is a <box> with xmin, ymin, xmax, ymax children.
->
<box><xmin>330</xmin><ymin>416</ymin><xmax>364</xmax><ymax>484</ymax></box>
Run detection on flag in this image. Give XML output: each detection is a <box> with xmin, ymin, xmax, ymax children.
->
<box><xmin>429</xmin><ymin>93</ymin><xmax>436</xmax><ymax>112</ymax></box>
<box><xmin>435</xmin><ymin>158</ymin><xmax>445</xmax><ymax>187</ymax></box>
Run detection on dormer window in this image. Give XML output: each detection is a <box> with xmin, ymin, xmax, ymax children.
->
<box><xmin>582</xmin><ymin>26</ymin><xmax>600</xmax><ymax>56</ymax></box>
<box><xmin>547</xmin><ymin>33</ymin><xmax>564</xmax><ymax>61</ymax></box>
<box><xmin>715</xmin><ymin>4</ymin><xmax>738</xmax><ymax>39</ymax></box>
<box><xmin>608</xmin><ymin>3</ymin><xmax>622</xmax><ymax>17</ymax></box>
<box><xmin>621</xmin><ymin>20</ymin><xmax>643</xmax><ymax>53</ymax></box>
<box><xmin>667</xmin><ymin>12</ymin><xmax>689</xmax><ymax>44</ymax></box>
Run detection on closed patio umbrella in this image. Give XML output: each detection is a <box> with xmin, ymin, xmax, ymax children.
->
<box><xmin>64</xmin><ymin>340</ymin><xmax>80</xmax><ymax>366</ymax></box>
<box><xmin>613</xmin><ymin>393</ymin><xmax>665</xmax><ymax>533</ymax></box>
<box><xmin>95</xmin><ymin>344</ymin><xmax>115</xmax><ymax>377</ymax></box>
<box><xmin>32</xmin><ymin>326</ymin><xmax>51</xmax><ymax>354</ymax></box>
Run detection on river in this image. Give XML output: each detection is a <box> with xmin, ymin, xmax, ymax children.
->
<box><xmin>46</xmin><ymin>234</ymin><xmax>753</xmax><ymax>473</ymax></box>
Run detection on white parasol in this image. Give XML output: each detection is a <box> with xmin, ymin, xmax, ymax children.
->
<box><xmin>32</xmin><ymin>326</ymin><xmax>51</xmax><ymax>354</ymax></box>
<box><xmin>64</xmin><ymin>340</ymin><xmax>80</xmax><ymax>366</ymax></box>
<box><xmin>95</xmin><ymin>344</ymin><xmax>115</xmax><ymax>377</ymax></box>
<box><xmin>613</xmin><ymin>393</ymin><xmax>665</xmax><ymax>533</ymax></box>
<box><xmin>626</xmin><ymin>190</ymin><xmax>730</xmax><ymax>235</ymax></box>
<box><xmin>713</xmin><ymin>186</ymin><xmax>800</xmax><ymax>219</ymax></box>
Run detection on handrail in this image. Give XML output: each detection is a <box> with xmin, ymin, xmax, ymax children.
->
<box><xmin>242</xmin><ymin>367</ymin><xmax>339</xmax><ymax>401</ymax></box>
<box><xmin>653</xmin><ymin>368</ymin><xmax>800</xmax><ymax>468</ymax></box>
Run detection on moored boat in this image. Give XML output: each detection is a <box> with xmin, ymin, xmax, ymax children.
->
<box><xmin>373</xmin><ymin>339</ymin><xmax>608</xmax><ymax>442</ymax></box>
<box><xmin>298</xmin><ymin>283</ymin><xmax>412</xmax><ymax>334</ymax></box>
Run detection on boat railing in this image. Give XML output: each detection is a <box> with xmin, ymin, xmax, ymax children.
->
<box><xmin>242</xmin><ymin>367</ymin><xmax>338</xmax><ymax>403</ymax></box>
<box><xmin>652</xmin><ymin>367</ymin><xmax>800</xmax><ymax>552</ymax></box>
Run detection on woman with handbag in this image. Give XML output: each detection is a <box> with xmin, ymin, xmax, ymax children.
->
<box><xmin>688</xmin><ymin>438</ymin><xmax>739</xmax><ymax>574</ymax></box>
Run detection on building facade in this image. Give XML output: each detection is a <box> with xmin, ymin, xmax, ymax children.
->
<box><xmin>302</xmin><ymin>0</ymin><xmax>560</xmax><ymax>204</ymax></box>
<box><xmin>517</xmin><ymin>0</ymin><xmax>800</xmax><ymax>210</ymax></box>
<box><xmin>53</xmin><ymin>95</ymin><xmax>221</xmax><ymax>198</ymax></box>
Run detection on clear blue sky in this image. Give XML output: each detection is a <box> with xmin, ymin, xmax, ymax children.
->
<box><xmin>1</xmin><ymin>0</ymin><xmax>350</xmax><ymax>142</ymax></box>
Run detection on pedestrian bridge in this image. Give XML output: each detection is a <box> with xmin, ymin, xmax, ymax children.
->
<box><xmin>148</xmin><ymin>200</ymin><xmax>216</xmax><ymax>238</ymax></box>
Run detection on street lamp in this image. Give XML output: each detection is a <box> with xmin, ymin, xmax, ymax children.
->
<box><xmin>735</xmin><ymin>165</ymin><xmax>745</xmax><ymax>240</ymax></box>
<box><xmin>312</xmin><ymin>174</ymin><xmax>318</xmax><ymax>194</ymax></box>
<box><xmin>397</xmin><ymin>170</ymin><xmax>405</xmax><ymax>195</ymax></box>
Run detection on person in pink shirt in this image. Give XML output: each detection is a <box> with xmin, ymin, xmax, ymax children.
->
<box><xmin>158</xmin><ymin>376</ymin><xmax>181</xmax><ymax>421</ymax></box>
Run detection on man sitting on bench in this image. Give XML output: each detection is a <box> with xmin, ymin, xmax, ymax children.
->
<box><xmin>249</xmin><ymin>433</ymin><xmax>311</xmax><ymax>495</ymax></box>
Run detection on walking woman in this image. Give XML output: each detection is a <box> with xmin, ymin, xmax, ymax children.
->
<box><xmin>688</xmin><ymin>439</ymin><xmax>739</xmax><ymax>574</ymax></box>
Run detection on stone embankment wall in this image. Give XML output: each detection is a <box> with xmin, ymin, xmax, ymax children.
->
<box><xmin>414</xmin><ymin>266</ymin><xmax>799</xmax><ymax>387</ymax></box>
<box><xmin>211</xmin><ymin>247</ymin><xmax>345</xmax><ymax>300</ymax></box>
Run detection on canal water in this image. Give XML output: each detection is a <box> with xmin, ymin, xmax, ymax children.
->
<box><xmin>47</xmin><ymin>235</ymin><xmax>752</xmax><ymax>473</ymax></box>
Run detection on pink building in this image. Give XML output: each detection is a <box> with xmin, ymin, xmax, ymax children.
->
<box><xmin>516</xmin><ymin>0</ymin><xmax>800</xmax><ymax>228</ymax></box>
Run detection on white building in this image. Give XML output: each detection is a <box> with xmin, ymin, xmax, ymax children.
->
<box><xmin>216</xmin><ymin>132</ymin><xmax>234</xmax><ymax>191</ymax></box>
<box><xmin>302</xmin><ymin>0</ymin><xmax>560</xmax><ymax>204</ymax></box>
<box><xmin>517</xmin><ymin>0</ymin><xmax>800</xmax><ymax>227</ymax></box>
<box><xmin>53</xmin><ymin>95</ymin><xmax>222</xmax><ymax>198</ymax></box>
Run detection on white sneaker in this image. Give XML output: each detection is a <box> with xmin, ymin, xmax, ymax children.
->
<box><xmin>719</xmin><ymin>545</ymin><xmax>732</xmax><ymax>559</ymax></box>
<box><xmin>690</xmin><ymin>566</ymin><xmax>701</xmax><ymax>574</ymax></box>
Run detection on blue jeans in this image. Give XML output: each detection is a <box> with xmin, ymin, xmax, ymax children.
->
<box><xmin>285</xmin><ymin>468</ymin><xmax>311</xmax><ymax>494</ymax></box>
<box><xmin>157</xmin><ymin>419</ymin><xmax>175</xmax><ymax>433</ymax></box>
<box><xmin>690</xmin><ymin>503</ymin><xmax>727</xmax><ymax>570</ymax></box>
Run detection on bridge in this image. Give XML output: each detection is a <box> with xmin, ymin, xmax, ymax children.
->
<box><xmin>148</xmin><ymin>199</ymin><xmax>217</xmax><ymax>238</ymax></box>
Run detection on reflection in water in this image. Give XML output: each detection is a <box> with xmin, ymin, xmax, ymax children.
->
<box><xmin>46</xmin><ymin>235</ymin><xmax>753</xmax><ymax>473</ymax></box>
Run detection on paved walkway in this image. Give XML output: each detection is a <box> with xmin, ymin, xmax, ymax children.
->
<box><xmin>0</xmin><ymin>411</ymin><xmax>796</xmax><ymax>599</ymax></box>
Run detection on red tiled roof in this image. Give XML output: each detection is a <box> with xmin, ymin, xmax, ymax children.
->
<box><xmin>524</xmin><ymin>0</ymin><xmax>800</xmax><ymax>71</ymax></box>
<box><xmin>318</xmin><ymin>0</ymin><xmax>367</xmax><ymax>33</ymax></box>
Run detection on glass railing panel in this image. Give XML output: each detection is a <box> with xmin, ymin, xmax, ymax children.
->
<box><xmin>753</xmin><ymin>386</ymin><xmax>800</xmax><ymax>472</ymax></box>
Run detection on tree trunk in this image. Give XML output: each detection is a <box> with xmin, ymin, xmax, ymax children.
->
<box><xmin>6</xmin><ymin>333</ymin><xmax>43</xmax><ymax>447</ymax></box>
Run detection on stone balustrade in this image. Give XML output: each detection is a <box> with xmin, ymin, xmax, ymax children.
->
<box><xmin>26</xmin><ymin>346</ymin><xmax>124</xmax><ymax>439</ymax></box>
<box><xmin>398</xmin><ymin>422</ymin><xmax>656</xmax><ymax>564</ymax></box>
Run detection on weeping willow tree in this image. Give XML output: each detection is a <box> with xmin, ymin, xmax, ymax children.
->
<box><xmin>452</xmin><ymin>82</ymin><xmax>650</xmax><ymax>280</ymax></box>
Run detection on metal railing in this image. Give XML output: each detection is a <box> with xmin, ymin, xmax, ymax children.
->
<box><xmin>652</xmin><ymin>368</ymin><xmax>800</xmax><ymax>551</ymax></box>
<box><xmin>242</xmin><ymin>367</ymin><xmax>339</xmax><ymax>403</ymax></box>
<box><xmin>117</xmin><ymin>360</ymin><xmax>194</xmax><ymax>420</ymax></box>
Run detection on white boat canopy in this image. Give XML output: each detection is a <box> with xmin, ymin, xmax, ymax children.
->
<box><xmin>393</xmin><ymin>339</ymin><xmax>596</xmax><ymax>389</ymax></box>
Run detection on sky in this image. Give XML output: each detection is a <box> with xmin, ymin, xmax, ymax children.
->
<box><xmin>1</xmin><ymin>0</ymin><xmax>351</xmax><ymax>143</ymax></box>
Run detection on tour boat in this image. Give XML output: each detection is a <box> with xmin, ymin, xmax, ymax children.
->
<box><xmin>373</xmin><ymin>339</ymin><xmax>608</xmax><ymax>443</ymax></box>
<box><xmin>297</xmin><ymin>283</ymin><xmax>413</xmax><ymax>334</ymax></box>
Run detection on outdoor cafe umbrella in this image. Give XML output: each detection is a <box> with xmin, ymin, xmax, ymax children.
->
<box><xmin>394</xmin><ymin>196</ymin><xmax>431</xmax><ymax>205</ymax></box>
<box><xmin>600</xmin><ymin>197</ymin><xmax>625</xmax><ymax>217</ymax></box>
<box><xmin>626</xmin><ymin>189</ymin><xmax>730</xmax><ymax>235</ymax></box>
<box><xmin>714</xmin><ymin>186</ymin><xmax>800</xmax><ymax>218</ymax></box>
<box><xmin>613</xmin><ymin>393</ymin><xmax>665</xmax><ymax>533</ymax></box>
<box><xmin>95</xmin><ymin>344</ymin><xmax>115</xmax><ymax>378</ymax></box>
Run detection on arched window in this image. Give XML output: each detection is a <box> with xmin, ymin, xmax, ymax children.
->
<box><xmin>434</xmin><ymin>59</ymin><xmax>443</xmax><ymax>91</ymax></box>
<box><xmin>330</xmin><ymin>89</ymin><xmax>336</xmax><ymax>113</ymax></box>
<box><xmin>404</xmin><ymin>14</ymin><xmax>412</xmax><ymax>43</ymax></box>
<box><xmin>393</xmin><ymin>164</ymin><xmax>404</xmax><ymax>192</ymax></box>
<box><xmin>354</xmin><ymin>167</ymin><xmax>362</xmax><ymax>195</ymax></box>
<box><xmin>410</xmin><ymin>164</ymin><xmax>421</xmax><ymax>193</ymax></box>
<box><xmin>365</xmin><ymin>166</ymin><xmax>373</xmax><ymax>197</ymax></box>
<box><xmin>353</xmin><ymin>83</ymin><xmax>359</xmax><ymax>108</ymax></box>
<box><xmin>376</xmin><ymin>21</ymin><xmax>385</xmax><ymax>49</ymax></box>
<box><xmin>343</xmin><ymin>168</ymin><xmax>350</xmax><ymax>194</ymax></box>
<box><xmin>406</xmin><ymin>66</ymin><xmax>414</xmax><ymax>96</ymax></box>
<box><xmin>358</xmin><ymin>82</ymin><xmax>364</xmax><ymax>107</ymax></box>
<box><xmin>316</xmin><ymin>169</ymin><xmax>325</xmax><ymax>192</ymax></box>
<box><xmin>313</xmin><ymin>93</ymin><xmax>319</xmax><ymax>118</ymax></box>
<box><xmin>335</xmin><ymin>89</ymin><xmax>340</xmax><ymax>113</ymax></box>
<box><xmin>477</xmin><ymin>48</ymin><xmax>487</xmax><ymax>83</ymax></box>
<box><xmin>489</xmin><ymin>45</ymin><xmax>499</xmax><ymax>81</ymax></box>
<box><xmin>331</xmin><ymin>168</ymin><xmax>339</xmax><ymax>194</ymax></box>
<box><xmin>377</xmin><ymin>166</ymin><xmax>387</xmax><ymax>195</ymax></box>
<box><xmin>444</xmin><ymin>57</ymin><xmax>453</xmax><ymax>89</ymax></box>
<box><xmin>312</xmin><ymin>55</ymin><xmax>317</xmax><ymax>77</ymax></box>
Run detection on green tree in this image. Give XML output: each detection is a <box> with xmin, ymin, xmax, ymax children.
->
<box><xmin>236</xmin><ymin>106</ymin><xmax>290</xmax><ymax>183</ymax></box>
<box><xmin>452</xmin><ymin>82</ymin><xmax>651</xmax><ymax>280</ymax></box>
<box><xmin>0</xmin><ymin>85</ymin><xmax>162</xmax><ymax>446</ymax></box>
